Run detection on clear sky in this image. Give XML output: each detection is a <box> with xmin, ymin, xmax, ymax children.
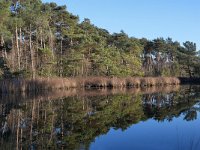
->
<box><xmin>43</xmin><ymin>0</ymin><xmax>200</xmax><ymax>50</ymax></box>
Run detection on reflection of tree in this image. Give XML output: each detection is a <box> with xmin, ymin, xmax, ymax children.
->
<box><xmin>0</xmin><ymin>94</ymin><xmax>144</xmax><ymax>149</ymax></box>
<box><xmin>0</xmin><ymin>85</ymin><xmax>200</xmax><ymax>149</ymax></box>
<box><xmin>143</xmin><ymin>86</ymin><xmax>200</xmax><ymax>122</ymax></box>
<box><xmin>60</xmin><ymin>95</ymin><xmax>144</xmax><ymax>149</ymax></box>
<box><xmin>184</xmin><ymin>110</ymin><xmax>197</xmax><ymax>121</ymax></box>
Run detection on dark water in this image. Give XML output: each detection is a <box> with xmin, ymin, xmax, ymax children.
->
<box><xmin>1</xmin><ymin>85</ymin><xmax>200</xmax><ymax>150</ymax></box>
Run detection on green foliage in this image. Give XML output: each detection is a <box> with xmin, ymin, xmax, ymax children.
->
<box><xmin>0</xmin><ymin>0</ymin><xmax>199</xmax><ymax>78</ymax></box>
<box><xmin>38</xmin><ymin>47</ymin><xmax>53</xmax><ymax>56</ymax></box>
<box><xmin>161</xmin><ymin>67</ymin><xmax>171</xmax><ymax>77</ymax></box>
<box><xmin>0</xmin><ymin>0</ymin><xmax>11</xmax><ymax>38</ymax></box>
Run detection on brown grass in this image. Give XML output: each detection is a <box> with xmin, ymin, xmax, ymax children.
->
<box><xmin>81</xmin><ymin>77</ymin><xmax>180</xmax><ymax>88</ymax></box>
<box><xmin>0</xmin><ymin>77</ymin><xmax>180</xmax><ymax>93</ymax></box>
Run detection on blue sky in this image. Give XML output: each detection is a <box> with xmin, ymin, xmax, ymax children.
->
<box><xmin>43</xmin><ymin>0</ymin><xmax>200</xmax><ymax>50</ymax></box>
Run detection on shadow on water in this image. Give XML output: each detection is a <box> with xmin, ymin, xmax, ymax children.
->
<box><xmin>0</xmin><ymin>85</ymin><xmax>200</xmax><ymax>149</ymax></box>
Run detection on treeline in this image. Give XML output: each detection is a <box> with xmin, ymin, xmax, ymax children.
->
<box><xmin>0</xmin><ymin>0</ymin><xmax>200</xmax><ymax>79</ymax></box>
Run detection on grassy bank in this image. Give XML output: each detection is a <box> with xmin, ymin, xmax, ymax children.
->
<box><xmin>0</xmin><ymin>77</ymin><xmax>180</xmax><ymax>93</ymax></box>
<box><xmin>82</xmin><ymin>77</ymin><xmax>180</xmax><ymax>88</ymax></box>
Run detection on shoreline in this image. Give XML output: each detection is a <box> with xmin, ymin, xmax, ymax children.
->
<box><xmin>0</xmin><ymin>77</ymin><xmax>181</xmax><ymax>93</ymax></box>
<box><xmin>0</xmin><ymin>85</ymin><xmax>181</xmax><ymax>104</ymax></box>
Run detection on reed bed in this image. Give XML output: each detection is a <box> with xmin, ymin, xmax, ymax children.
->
<box><xmin>0</xmin><ymin>77</ymin><xmax>77</xmax><ymax>93</ymax></box>
<box><xmin>0</xmin><ymin>77</ymin><xmax>180</xmax><ymax>93</ymax></box>
<box><xmin>80</xmin><ymin>77</ymin><xmax>180</xmax><ymax>88</ymax></box>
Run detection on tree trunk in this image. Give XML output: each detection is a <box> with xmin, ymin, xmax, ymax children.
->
<box><xmin>0</xmin><ymin>36</ymin><xmax>7</xmax><ymax>58</ymax></box>
<box><xmin>19</xmin><ymin>27</ymin><xmax>22</xmax><ymax>69</ymax></box>
<box><xmin>188</xmin><ymin>65</ymin><xmax>192</xmax><ymax>78</ymax></box>
<box><xmin>11</xmin><ymin>37</ymin><xmax>15</xmax><ymax>69</ymax></box>
<box><xmin>49</xmin><ymin>27</ymin><xmax>54</xmax><ymax>59</ymax></box>
<box><xmin>29</xmin><ymin>24</ymin><xmax>35</xmax><ymax>79</ymax></box>
<box><xmin>81</xmin><ymin>54</ymin><xmax>84</xmax><ymax>76</ymax></box>
<box><xmin>0</xmin><ymin>36</ymin><xmax>4</xmax><ymax>56</ymax></box>
<box><xmin>60</xmin><ymin>39</ymin><xmax>63</xmax><ymax>77</ymax></box>
<box><xmin>0</xmin><ymin>36</ymin><xmax>3</xmax><ymax>47</ymax></box>
<box><xmin>16</xmin><ymin>26</ymin><xmax>21</xmax><ymax>70</ymax></box>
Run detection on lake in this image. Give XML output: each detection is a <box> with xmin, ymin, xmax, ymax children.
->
<box><xmin>1</xmin><ymin>85</ymin><xmax>200</xmax><ymax>150</ymax></box>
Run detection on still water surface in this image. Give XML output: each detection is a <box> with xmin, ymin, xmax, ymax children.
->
<box><xmin>1</xmin><ymin>85</ymin><xmax>200</xmax><ymax>150</ymax></box>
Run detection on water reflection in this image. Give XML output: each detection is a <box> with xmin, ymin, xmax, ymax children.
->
<box><xmin>1</xmin><ymin>85</ymin><xmax>200</xmax><ymax>149</ymax></box>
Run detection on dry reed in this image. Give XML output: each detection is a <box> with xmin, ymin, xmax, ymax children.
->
<box><xmin>0</xmin><ymin>77</ymin><xmax>180</xmax><ymax>93</ymax></box>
